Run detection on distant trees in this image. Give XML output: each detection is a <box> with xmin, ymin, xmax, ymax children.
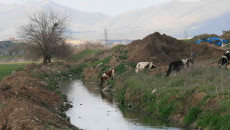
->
<box><xmin>222</xmin><ymin>31</ymin><xmax>230</xmax><ymax>41</ymax></box>
<box><xmin>7</xmin><ymin>44</ymin><xmax>26</xmax><ymax>56</ymax></box>
<box><xmin>19</xmin><ymin>10</ymin><xmax>72</xmax><ymax>65</ymax></box>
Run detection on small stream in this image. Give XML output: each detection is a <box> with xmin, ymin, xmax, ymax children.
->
<box><xmin>59</xmin><ymin>80</ymin><xmax>186</xmax><ymax>130</ymax></box>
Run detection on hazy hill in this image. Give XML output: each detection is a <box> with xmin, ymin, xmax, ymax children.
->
<box><xmin>95</xmin><ymin>0</ymin><xmax>230</xmax><ymax>39</ymax></box>
<box><xmin>0</xmin><ymin>0</ymin><xmax>230</xmax><ymax>40</ymax></box>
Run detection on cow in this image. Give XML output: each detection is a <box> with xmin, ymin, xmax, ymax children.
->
<box><xmin>218</xmin><ymin>55</ymin><xmax>228</xmax><ymax>68</ymax></box>
<box><xmin>135</xmin><ymin>62</ymin><xmax>156</xmax><ymax>73</ymax></box>
<box><xmin>165</xmin><ymin>59</ymin><xmax>194</xmax><ymax>76</ymax></box>
<box><xmin>224</xmin><ymin>51</ymin><xmax>230</xmax><ymax>60</ymax></box>
<box><xmin>100</xmin><ymin>67</ymin><xmax>116</xmax><ymax>85</ymax></box>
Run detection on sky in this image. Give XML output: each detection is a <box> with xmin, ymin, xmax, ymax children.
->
<box><xmin>0</xmin><ymin>0</ymin><xmax>198</xmax><ymax>16</ymax></box>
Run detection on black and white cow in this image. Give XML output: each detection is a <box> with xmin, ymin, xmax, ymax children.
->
<box><xmin>218</xmin><ymin>51</ymin><xmax>230</xmax><ymax>68</ymax></box>
<box><xmin>165</xmin><ymin>58</ymin><xmax>194</xmax><ymax>76</ymax></box>
<box><xmin>135</xmin><ymin>62</ymin><xmax>156</xmax><ymax>73</ymax></box>
<box><xmin>224</xmin><ymin>51</ymin><xmax>230</xmax><ymax>60</ymax></box>
<box><xmin>218</xmin><ymin>55</ymin><xmax>228</xmax><ymax>68</ymax></box>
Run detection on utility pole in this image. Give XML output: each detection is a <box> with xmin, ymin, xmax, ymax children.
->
<box><xmin>184</xmin><ymin>29</ymin><xmax>187</xmax><ymax>39</ymax></box>
<box><xmin>104</xmin><ymin>27</ymin><xmax>108</xmax><ymax>46</ymax></box>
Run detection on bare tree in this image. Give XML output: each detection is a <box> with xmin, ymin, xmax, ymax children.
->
<box><xmin>19</xmin><ymin>10</ymin><xmax>72</xmax><ymax>65</ymax></box>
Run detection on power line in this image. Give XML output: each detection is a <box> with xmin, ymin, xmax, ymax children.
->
<box><xmin>104</xmin><ymin>27</ymin><xmax>108</xmax><ymax>45</ymax></box>
<box><xmin>184</xmin><ymin>29</ymin><xmax>187</xmax><ymax>39</ymax></box>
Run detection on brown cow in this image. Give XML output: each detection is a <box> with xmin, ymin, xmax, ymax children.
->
<box><xmin>100</xmin><ymin>67</ymin><xmax>116</xmax><ymax>85</ymax></box>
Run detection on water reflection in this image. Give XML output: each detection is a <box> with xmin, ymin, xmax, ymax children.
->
<box><xmin>59</xmin><ymin>80</ymin><xmax>185</xmax><ymax>130</ymax></box>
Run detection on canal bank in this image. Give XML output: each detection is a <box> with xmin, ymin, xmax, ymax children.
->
<box><xmin>0</xmin><ymin>63</ymin><xmax>78</xmax><ymax>129</ymax></box>
<box><xmin>59</xmin><ymin>80</ymin><xmax>186</xmax><ymax>130</ymax></box>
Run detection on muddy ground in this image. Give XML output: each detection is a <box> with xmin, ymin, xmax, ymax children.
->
<box><xmin>0</xmin><ymin>63</ymin><xmax>78</xmax><ymax>130</ymax></box>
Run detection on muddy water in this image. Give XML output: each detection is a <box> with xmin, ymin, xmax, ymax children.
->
<box><xmin>59</xmin><ymin>80</ymin><xmax>185</xmax><ymax>130</ymax></box>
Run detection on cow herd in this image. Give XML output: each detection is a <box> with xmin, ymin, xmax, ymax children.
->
<box><xmin>100</xmin><ymin>50</ymin><xmax>230</xmax><ymax>85</ymax></box>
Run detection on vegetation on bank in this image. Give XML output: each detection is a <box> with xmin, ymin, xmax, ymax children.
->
<box><xmin>114</xmin><ymin>67</ymin><xmax>230</xmax><ymax>129</ymax></box>
<box><xmin>68</xmin><ymin>45</ymin><xmax>230</xmax><ymax>130</ymax></box>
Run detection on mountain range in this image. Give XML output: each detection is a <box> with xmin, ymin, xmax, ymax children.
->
<box><xmin>0</xmin><ymin>0</ymin><xmax>230</xmax><ymax>40</ymax></box>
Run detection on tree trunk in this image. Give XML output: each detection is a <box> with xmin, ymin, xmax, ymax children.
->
<box><xmin>43</xmin><ymin>51</ymin><xmax>52</xmax><ymax>65</ymax></box>
<box><xmin>43</xmin><ymin>54</ymin><xmax>48</xmax><ymax>65</ymax></box>
<box><xmin>47</xmin><ymin>52</ymin><xmax>52</xmax><ymax>63</ymax></box>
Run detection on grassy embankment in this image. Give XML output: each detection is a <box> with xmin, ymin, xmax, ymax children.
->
<box><xmin>0</xmin><ymin>63</ymin><xmax>28</xmax><ymax>80</ymax></box>
<box><xmin>68</xmin><ymin>45</ymin><xmax>230</xmax><ymax>130</ymax></box>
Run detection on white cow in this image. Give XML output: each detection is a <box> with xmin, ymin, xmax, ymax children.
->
<box><xmin>135</xmin><ymin>62</ymin><xmax>156</xmax><ymax>73</ymax></box>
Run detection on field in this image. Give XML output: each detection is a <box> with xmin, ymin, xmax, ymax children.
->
<box><xmin>0</xmin><ymin>63</ymin><xmax>28</xmax><ymax>80</ymax></box>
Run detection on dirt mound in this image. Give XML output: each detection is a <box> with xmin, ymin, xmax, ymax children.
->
<box><xmin>122</xmin><ymin>32</ymin><xmax>223</xmax><ymax>65</ymax></box>
<box><xmin>194</xmin><ymin>42</ymin><xmax>223</xmax><ymax>60</ymax></box>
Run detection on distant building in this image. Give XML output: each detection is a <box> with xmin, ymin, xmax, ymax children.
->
<box><xmin>8</xmin><ymin>37</ymin><xmax>16</xmax><ymax>41</ymax></box>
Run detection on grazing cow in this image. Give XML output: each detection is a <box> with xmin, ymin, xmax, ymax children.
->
<box><xmin>218</xmin><ymin>55</ymin><xmax>228</xmax><ymax>68</ymax></box>
<box><xmin>135</xmin><ymin>62</ymin><xmax>156</xmax><ymax>73</ymax></box>
<box><xmin>165</xmin><ymin>59</ymin><xmax>191</xmax><ymax>76</ymax></box>
<box><xmin>224</xmin><ymin>51</ymin><xmax>230</xmax><ymax>60</ymax></box>
<box><xmin>100</xmin><ymin>67</ymin><xmax>116</xmax><ymax>85</ymax></box>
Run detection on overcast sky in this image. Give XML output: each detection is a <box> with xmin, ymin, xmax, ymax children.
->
<box><xmin>0</xmin><ymin>0</ymin><xmax>200</xmax><ymax>16</ymax></box>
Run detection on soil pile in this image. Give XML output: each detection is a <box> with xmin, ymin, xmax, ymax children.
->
<box><xmin>0</xmin><ymin>64</ymin><xmax>78</xmax><ymax>129</ymax></box>
<box><xmin>194</xmin><ymin>42</ymin><xmax>223</xmax><ymax>60</ymax></box>
<box><xmin>123</xmin><ymin>32</ymin><xmax>223</xmax><ymax>65</ymax></box>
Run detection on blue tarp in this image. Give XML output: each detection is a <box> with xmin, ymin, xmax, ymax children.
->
<box><xmin>197</xmin><ymin>37</ymin><xmax>229</xmax><ymax>46</ymax></box>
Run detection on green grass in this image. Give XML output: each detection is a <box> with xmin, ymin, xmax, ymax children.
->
<box><xmin>116</xmin><ymin>63</ymin><xmax>128</xmax><ymax>75</ymax></box>
<box><xmin>117</xmin><ymin>88</ymin><xmax>126</xmax><ymax>105</ymax></box>
<box><xmin>111</xmin><ymin>66</ymin><xmax>230</xmax><ymax>129</ymax></box>
<box><xmin>184</xmin><ymin>107</ymin><xmax>202</xmax><ymax>126</ymax></box>
<box><xmin>90</xmin><ymin>56</ymin><xmax>111</xmax><ymax>67</ymax></box>
<box><xmin>0</xmin><ymin>63</ymin><xmax>28</xmax><ymax>80</ymax></box>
